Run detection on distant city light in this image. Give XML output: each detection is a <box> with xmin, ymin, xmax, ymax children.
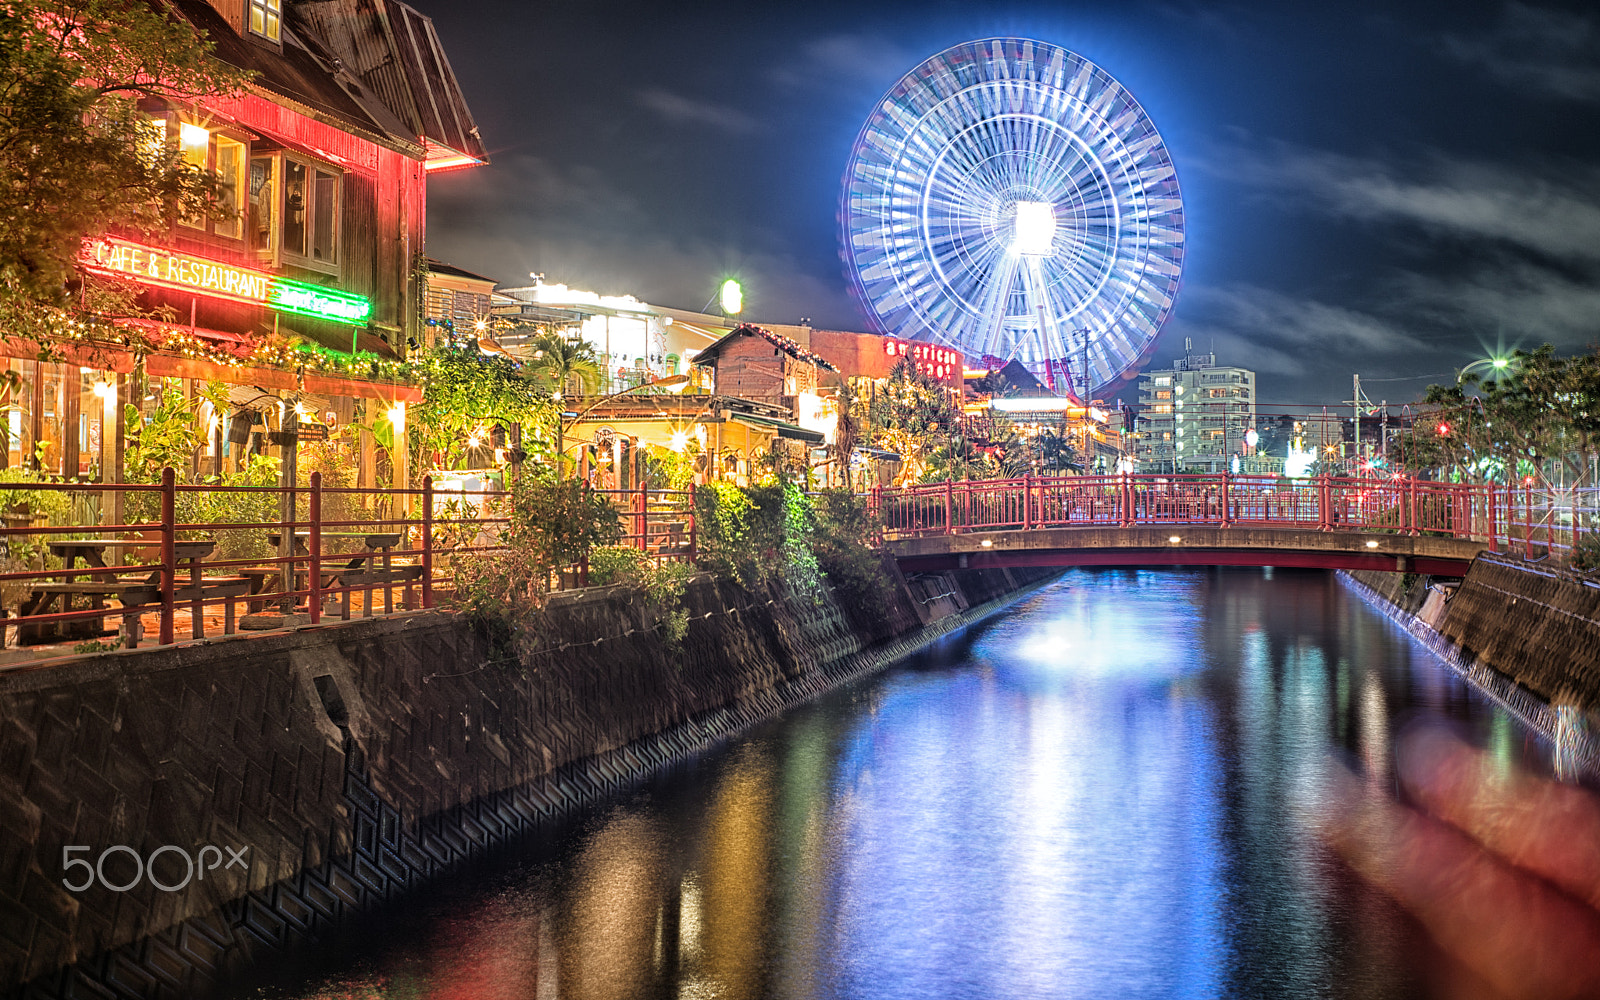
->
<box><xmin>720</xmin><ymin>279</ymin><xmax>743</xmax><ymax>315</ymax></box>
<box><xmin>1245</xmin><ymin>428</ymin><xmax>1259</xmax><ymax>447</ymax></box>
<box><xmin>1011</xmin><ymin>201</ymin><xmax>1056</xmax><ymax>256</ymax></box>
<box><xmin>1285</xmin><ymin>445</ymin><xmax>1316</xmax><ymax>478</ymax></box>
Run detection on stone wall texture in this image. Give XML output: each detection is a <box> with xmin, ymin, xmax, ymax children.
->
<box><xmin>0</xmin><ymin>563</ymin><xmax>1053</xmax><ymax>998</ymax></box>
<box><xmin>1436</xmin><ymin>554</ymin><xmax>1600</xmax><ymax>712</ymax></box>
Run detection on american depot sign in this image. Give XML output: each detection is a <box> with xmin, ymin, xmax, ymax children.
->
<box><xmin>81</xmin><ymin>237</ymin><xmax>372</xmax><ymax>325</ymax></box>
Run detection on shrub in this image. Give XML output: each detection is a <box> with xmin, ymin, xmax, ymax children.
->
<box><xmin>693</xmin><ymin>480</ymin><xmax>821</xmax><ymax>594</ymax></box>
<box><xmin>588</xmin><ymin>544</ymin><xmax>650</xmax><ymax>587</ymax></box>
<box><xmin>1573</xmin><ymin>531</ymin><xmax>1600</xmax><ymax>575</ymax></box>
<box><xmin>810</xmin><ymin>488</ymin><xmax>891</xmax><ymax>615</ymax></box>
<box><xmin>451</xmin><ymin>473</ymin><xmax>622</xmax><ymax>651</ymax></box>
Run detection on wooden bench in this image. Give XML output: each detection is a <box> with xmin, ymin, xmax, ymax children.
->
<box><xmin>332</xmin><ymin>564</ymin><xmax>426</xmax><ymax>619</ymax></box>
<box><xmin>238</xmin><ymin>567</ymin><xmax>284</xmax><ymax>613</ymax></box>
<box><xmin>117</xmin><ymin>576</ymin><xmax>254</xmax><ymax>647</ymax></box>
<box><xmin>17</xmin><ymin>581</ymin><xmax>152</xmax><ymax>645</ymax></box>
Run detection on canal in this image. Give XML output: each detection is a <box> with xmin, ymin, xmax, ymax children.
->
<box><xmin>240</xmin><ymin>568</ymin><xmax>1591</xmax><ymax>999</ymax></box>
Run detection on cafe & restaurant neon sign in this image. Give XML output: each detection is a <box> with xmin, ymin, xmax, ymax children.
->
<box><xmin>81</xmin><ymin>237</ymin><xmax>372</xmax><ymax>324</ymax></box>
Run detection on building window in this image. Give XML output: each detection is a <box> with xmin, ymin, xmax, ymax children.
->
<box><xmin>168</xmin><ymin>120</ymin><xmax>246</xmax><ymax>241</ymax></box>
<box><xmin>248</xmin><ymin>151</ymin><xmax>340</xmax><ymax>273</ymax></box>
<box><xmin>249</xmin><ymin>156</ymin><xmax>275</xmax><ymax>254</ymax></box>
<box><xmin>249</xmin><ymin>0</ymin><xmax>281</xmax><ymax>42</ymax></box>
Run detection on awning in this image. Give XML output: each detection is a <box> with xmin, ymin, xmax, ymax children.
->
<box><xmin>853</xmin><ymin>445</ymin><xmax>902</xmax><ymax>462</ymax></box>
<box><xmin>727</xmin><ymin>412</ymin><xmax>825</xmax><ymax>444</ymax></box>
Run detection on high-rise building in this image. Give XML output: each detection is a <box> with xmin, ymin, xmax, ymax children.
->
<box><xmin>1135</xmin><ymin>342</ymin><xmax>1256</xmax><ymax>473</ymax></box>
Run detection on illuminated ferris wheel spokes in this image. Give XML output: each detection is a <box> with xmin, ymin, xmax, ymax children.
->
<box><xmin>841</xmin><ymin>38</ymin><xmax>1185</xmax><ymax>394</ymax></box>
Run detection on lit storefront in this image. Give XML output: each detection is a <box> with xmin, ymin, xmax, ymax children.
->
<box><xmin>9</xmin><ymin>0</ymin><xmax>485</xmax><ymax>483</ymax></box>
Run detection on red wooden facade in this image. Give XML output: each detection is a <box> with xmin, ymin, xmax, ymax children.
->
<box><xmin>2</xmin><ymin>0</ymin><xmax>484</xmax><ymax>479</ymax></box>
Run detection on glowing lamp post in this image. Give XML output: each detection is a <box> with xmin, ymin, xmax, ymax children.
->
<box><xmin>719</xmin><ymin>279</ymin><xmax>742</xmax><ymax>316</ymax></box>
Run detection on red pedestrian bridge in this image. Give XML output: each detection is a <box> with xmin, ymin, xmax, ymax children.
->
<box><xmin>873</xmin><ymin>474</ymin><xmax>1497</xmax><ymax>575</ymax></box>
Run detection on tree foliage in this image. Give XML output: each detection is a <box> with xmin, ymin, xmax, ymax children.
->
<box><xmin>524</xmin><ymin>331</ymin><xmax>602</xmax><ymax>398</ymax></box>
<box><xmin>411</xmin><ymin>344</ymin><xmax>551</xmax><ymax>470</ymax></box>
<box><xmin>850</xmin><ymin>358</ymin><xmax>963</xmax><ymax>485</ymax></box>
<box><xmin>0</xmin><ymin>0</ymin><xmax>250</xmax><ymax>329</ymax></box>
<box><xmin>1409</xmin><ymin>346</ymin><xmax>1600</xmax><ymax>486</ymax></box>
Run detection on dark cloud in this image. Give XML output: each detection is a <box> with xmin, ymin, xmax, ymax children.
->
<box><xmin>1444</xmin><ymin>3</ymin><xmax>1600</xmax><ymax>102</ymax></box>
<box><xmin>1195</xmin><ymin>139</ymin><xmax>1600</xmax><ymax>259</ymax></box>
<box><xmin>635</xmin><ymin>88</ymin><xmax>763</xmax><ymax>134</ymax></box>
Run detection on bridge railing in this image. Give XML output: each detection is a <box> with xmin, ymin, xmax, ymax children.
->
<box><xmin>873</xmin><ymin>473</ymin><xmax>1497</xmax><ymax>543</ymax></box>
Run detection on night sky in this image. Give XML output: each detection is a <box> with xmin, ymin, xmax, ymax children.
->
<box><xmin>412</xmin><ymin>0</ymin><xmax>1600</xmax><ymax>405</ymax></box>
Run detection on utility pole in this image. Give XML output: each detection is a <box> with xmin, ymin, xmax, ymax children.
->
<box><xmin>1353</xmin><ymin>373</ymin><xmax>1361</xmax><ymax>463</ymax></box>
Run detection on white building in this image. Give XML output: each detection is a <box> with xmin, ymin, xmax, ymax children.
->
<box><xmin>1135</xmin><ymin>342</ymin><xmax>1257</xmax><ymax>473</ymax></box>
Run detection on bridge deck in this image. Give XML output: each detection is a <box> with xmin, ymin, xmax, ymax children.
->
<box><xmin>887</xmin><ymin>526</ymin><xmax>1486</xmax><ymax>575</ymax></box>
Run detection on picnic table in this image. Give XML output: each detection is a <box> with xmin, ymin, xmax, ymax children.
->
<box><xmin>261</xmin><ymin>532</ymin><xmax>419</xmax><ymax>617</ymax></box>
<box><xmin>19</xmin><ymin>539</ymin><xmax>250</xmax><ymax>646</ymax></box>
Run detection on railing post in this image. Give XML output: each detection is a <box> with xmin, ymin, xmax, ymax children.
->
<box><xmin>1119</xmin><ymin>474</ymin><xmax>1131</xmax><ymax>527</ymax></box>
<box><xmin>1408</xmin><ymin>477</ymin><xmax>1419</xmax><ymax>536</ymax></box>
<box><xmin>1220</xmin><ymin>472</ymin><xmax>1231</xmax><ymax>527</ymax></box>
<box><xmin>1318</xmin><ymin>472</ymin><xmax>1332</xmax><ymax>532</ymax></box>
<box><xmin>1478</xmin><ymin>480</ymin><xmax>1491</xmax><ymax>550</ymax></box>
<box><xmin>1572</xmin><ymin>486</ymin><xmax>1580</xmax><ymax>562</ymax></box>
<box><xmin>159</xmin><ymin>466</ymin><xmax>175</xmax><ymax>645</ymax></box>
<box><xmin>421</xmin><ymin>474</ymin><xmax>434</xmax><ymax>608</ymax></box>
<box><xmin>1022</xmin><ymin>474</ymin><xmax>1033</xmax><ymax>531</ymax></box>
<box><xmin>308</xmin><ymin>472</ymin><xmax>322</xmax><ymax>624</ymax></box>
<box><xmin>636</xmin><ymin>485</ymin><xmax>648</xmax><ymax>551</ymax></box>
<box><xmin>944</xmin><ymin>479</ymin><xmax>954</xmax><ymax>535</ymax></box>
<box><xmin>687</xmin><ymin>483</ymin><xmax>697</xmax><ymax>562</ymax></box>
<box><xmin>1524</xmin><ymin>479</ymin><xmax>1533</xmax><ymax>558</ymax></box>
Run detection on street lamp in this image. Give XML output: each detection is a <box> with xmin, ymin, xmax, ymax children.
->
<box><xmin>555</xmin><ymin>374</ymin><xmax>692</xmax><ymax>478</ymax></box>
<box><xmin>1458</xmin><ymin>355</ymin><xmax>1516</xmax><ymax>383</ymax></box>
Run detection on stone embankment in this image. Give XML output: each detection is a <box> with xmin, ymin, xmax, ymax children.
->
<box><xmin>0</xmin><ymin>561</ymin><xmax>1056</xmax><ymax>998</ymax></box>
<box><xmin>1345</xmin><ymin>552</ymin><xmax>1600</xmax><ymax>774</ymax></box>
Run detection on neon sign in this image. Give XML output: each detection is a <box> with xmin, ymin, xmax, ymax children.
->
<box><xmin>268</xmin><ymin>282</ymin><xmax>369</xmax><ymax>323</ymax></box>
<box><xmin>882</xmin><ymin>338</ymin><xmax>959</xmax><ymax>378</ymax></box>
<box><xmin>81</xmin><ymin>237</ymin><xmax>371</xmax><ymax>324</ymax></box>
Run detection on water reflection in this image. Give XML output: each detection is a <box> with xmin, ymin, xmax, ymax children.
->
<box><xmin>251</xmin><ymin>569</ymin><xmax>1592</xmax><ymax>1000</ymax></box>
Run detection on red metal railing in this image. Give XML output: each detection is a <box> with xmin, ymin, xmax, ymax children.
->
<box><xmin>0</xmin><ymin>473</ymin><xmax>696</xmax><ymax>655</ymax></box>
<box><xmin>872</xmin><ymin>473</ymin><xmax>1497</xmax><ymax>543</ymax></box>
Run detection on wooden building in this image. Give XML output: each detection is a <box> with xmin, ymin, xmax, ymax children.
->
<box><xmin>9</xmin><ymin>0</ymin><xmax>486</xmax><ymax>481</ymax></box>
<box><xmin>424</xmin><ymin>259</ymin><xmax>499</xmax><ymax>347</ymax></box>
<box><xmin>689</xmin><ymin>324</ymin><xmax>840</xmax><ymax>408</ymax></box>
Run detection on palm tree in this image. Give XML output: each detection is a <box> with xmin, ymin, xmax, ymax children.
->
<box><xmin>525</xmin><ymin>331</ymin><xmax>602</xmax><ymax>398</ymax></box>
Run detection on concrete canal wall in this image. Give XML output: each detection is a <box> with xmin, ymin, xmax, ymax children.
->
<box><xmin>0</xmin><ymin>562</ymin><xmax>1056</xmax><ymax>998</ymax></box>
<box><xmin>1348</xmin><ymin>552</ymin><xmax>1600</xmax><ymax>714</ymax></box>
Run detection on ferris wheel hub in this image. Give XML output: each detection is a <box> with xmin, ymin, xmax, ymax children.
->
<box><xmin>1011</xmin><ymin>201</ymin><xmax>1057</xmax><ymax>257</ymax></box>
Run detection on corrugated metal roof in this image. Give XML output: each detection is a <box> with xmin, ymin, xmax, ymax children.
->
<box><xmin>296</xmin><ymin>0</ymin><xmax>488</xmax><ymax>163</ymax></box>
<box><xmin>164</xmin><ymin>0</ymin><xmax>418</xmax><ymax>154</ymax></box>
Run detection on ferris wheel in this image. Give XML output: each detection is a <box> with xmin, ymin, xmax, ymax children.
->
<box><xmin>840</xmin><ymin>38</ymin><xmax>1185</xmax><ymax>395</ymax></box>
